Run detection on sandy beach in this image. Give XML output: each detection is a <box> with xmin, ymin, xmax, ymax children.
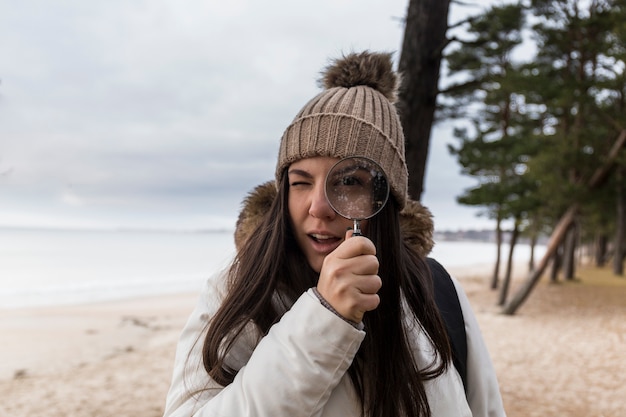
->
<box><xmin>1</xmin><ymin>263</ymin><xmax>625</xmax><ymax>417</ymax></box>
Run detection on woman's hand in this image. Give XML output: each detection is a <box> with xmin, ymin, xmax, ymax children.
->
<box><xmin>316</xmin><ymin>230</ymin><xmax>382</xmax><ymax>324</ymax></box>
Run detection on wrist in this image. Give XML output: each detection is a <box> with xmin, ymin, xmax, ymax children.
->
<box><xmin>311</xmin><ymin>287</ymin><xmax>364</xmax><ymax>330</ymax></box>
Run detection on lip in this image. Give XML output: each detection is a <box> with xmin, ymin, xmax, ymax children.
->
<box><xmin>307</xmin><ymin>231</ymin><xmax>343</xmax><ymax>254</ymax></box>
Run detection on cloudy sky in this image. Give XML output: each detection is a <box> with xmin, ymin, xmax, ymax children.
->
<box><xmin>0</xmin><ymin>0</ymin><xmax>501</xmax><ymax>232</ymax></box>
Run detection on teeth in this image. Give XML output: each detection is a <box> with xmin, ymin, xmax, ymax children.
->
<box><xmin>311</xmin><ymin>234</ymin><xmax>333</xmax><ymax>240</ymax></box>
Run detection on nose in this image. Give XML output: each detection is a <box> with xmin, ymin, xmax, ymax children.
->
<box><xmin>309</xmin><ymin>182</ymin><xmax>336</xmax><ymax>219</ymax></box>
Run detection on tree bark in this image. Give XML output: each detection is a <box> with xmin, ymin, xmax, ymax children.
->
<box><xmin>502</xmin><ymin>129</ymin><xmax>626</xmax><ymax>315</ymax></box>
<box><xmin>499</xmin><ymin>219</ymin><xmax>520</xmax><ymax>306</ymax></box>
<box><xmin>563</xmin><ymin>222</ymin><xmax>577</xmax><ymax>280</ymax></box>
<box><xmin>614</xmin><ymin>166</ymin><xmax>625</xmax><ymax>276</ymax></box>
<box><xmin>595</xmin><ymin>234</ymin><xmax>607</xmax><ymax>267</ymax></box>
<box><xmin>397</xmin><ymin>0</ymin><xmax>451</xmax><ymax>201</ymax></box>
<box><xmin>549</xmin><ymin>245</ymin><xmax>562</xmax><ymax>283</ymax></box>
<box><xmin>529</xmin><ymin>234</ymin><xmax>537</xmax><ymax>272</ymax></box>
<box><xmin>491</xmin><ymin>215</ymin><xmax>503</xmax><ymax>289</ymax></box>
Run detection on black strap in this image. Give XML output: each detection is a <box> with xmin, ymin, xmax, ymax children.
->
<box><xmin>427</xmin><ymin>257</ymin><xmax>468</xmax><ymax>392</ymax></box>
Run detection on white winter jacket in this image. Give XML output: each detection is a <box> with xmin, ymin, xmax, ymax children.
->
<box><xmin>163</xmin><ymin>268</ymin><xmax>506</xmax><ymax>417</ymax></box>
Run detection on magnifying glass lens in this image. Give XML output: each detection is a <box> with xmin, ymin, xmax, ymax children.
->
<box><xmin>325</xmin><ymin>157</ymin><xmax>390</xmax><ymax>223</ymax></box>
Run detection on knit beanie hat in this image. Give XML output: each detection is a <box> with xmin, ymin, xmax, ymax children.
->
<box><xmin>275</xmin><ymin>50</ymin><xmax>408</xmax><ymax>208</ymax></box>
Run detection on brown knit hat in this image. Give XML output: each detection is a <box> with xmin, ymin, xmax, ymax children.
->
<box><xmin>275</xmin><ymin>51</ymin><xmax>408</xmax><ymax>208</ymax></box>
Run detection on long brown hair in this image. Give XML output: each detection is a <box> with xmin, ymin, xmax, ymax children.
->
<box><xmin>202</xmin><ymin>174</ymin><xmax>452</xmax><ymax>417</ymax></box>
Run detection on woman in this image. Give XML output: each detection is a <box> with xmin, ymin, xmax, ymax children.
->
<box><xmin>163</xmin><ymin>51</ymin><xmax>506</xmax><ymax>417</ymax></box>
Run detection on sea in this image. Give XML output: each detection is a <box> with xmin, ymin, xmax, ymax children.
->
<box><xmin>0</xmin><ymin>228</ymin><xmax>546</xmax><ymax>309</ymax></box>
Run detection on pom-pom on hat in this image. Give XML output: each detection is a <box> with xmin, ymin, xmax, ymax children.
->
<box><xmin>275</xmin><ymin>50</ymin><xmax>408</xmax><ymax>208</ymax></box>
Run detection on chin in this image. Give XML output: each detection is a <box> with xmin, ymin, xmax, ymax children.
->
<box><xmin>307</xmin><ymin>257</ymin><xmax>324</xmax><ymax>274</ymax></box>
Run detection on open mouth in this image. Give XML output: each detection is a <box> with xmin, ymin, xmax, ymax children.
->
<box><xmin>307</xmin><ymin>234</ymin><xmax>343</xmax><ymax>254</ymax></box>
<box><xmin>309</xmin><ymin>233</ymin><xmax>341</xmax><ymax>244</ymax></box>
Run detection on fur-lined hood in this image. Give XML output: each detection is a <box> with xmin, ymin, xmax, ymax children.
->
<box><xmin>234</xmin><ymin>181</ymin><xmax>434</xmax><ymax>256</ymax></box>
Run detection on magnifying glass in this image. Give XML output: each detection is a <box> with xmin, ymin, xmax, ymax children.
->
<box><xmin>325</xmin><ymin>156</ymin><xmax>390</xmax><ymax>236</ymax></box>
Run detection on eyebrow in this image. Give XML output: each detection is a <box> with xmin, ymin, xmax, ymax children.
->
<box><xmin>287</xmin><ymin>168</ymin><xmax>314</xmax><ymax>179</ymax></box>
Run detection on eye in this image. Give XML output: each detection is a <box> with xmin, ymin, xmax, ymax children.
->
<box><xmin>287</xmin><ymin>168</ymin><xmax>314</xmax><ymax>189</ymax></box>
<box><xmin>290</xmin><ymin>181</ymin><xmax>309</xmax><ymax>187</ymax></box>
<box><xmin>340</xmin><ymin>175</ymin><xmax>362</xmax><ymax>186</ymax></box>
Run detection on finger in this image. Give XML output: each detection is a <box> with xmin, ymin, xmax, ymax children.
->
<box><xmin>334</xmin><ymin>234</ymin><xmax>376</xmax><ymax>259</ymax></box>
<box><xmin>355</xmin><ymin>274</ymin><xmax>382</xmax><ymax>295</ymax></box>
<box><xmin>355</xmin><ymin>292</ymin><xmax>380</xmax><ymax>313</ymax></box>
<box><xmin>347</xmin><ymin>254</ymin><xmax>379</xmax><ymax>277</ymax></box>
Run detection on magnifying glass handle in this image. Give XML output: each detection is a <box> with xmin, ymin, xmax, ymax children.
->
<box><xmin>352</xmin><ymin>219</ymin><xmax>362</xmax><ymax>237</ymax></box>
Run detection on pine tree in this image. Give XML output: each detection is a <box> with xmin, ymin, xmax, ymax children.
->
<box><xmin>443</xmin><ymin>3</ymin><xmax>537</xmax><ymax>290</ymax></box>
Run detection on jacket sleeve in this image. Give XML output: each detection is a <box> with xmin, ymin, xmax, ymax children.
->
<box><xmin>450</xmin><ymin>277</ymin><xmax>507</xmax><ymax>417</ymax></box>
<box><xmin>162</xmin><ymin>274</ymin><xmax>365</xmax><ymax>417</ymax></box>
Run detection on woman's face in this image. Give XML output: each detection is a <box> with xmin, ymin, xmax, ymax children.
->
<box><xmin>287</xmin><ymin>156</ymin><xmax>367</xmax><ymax>273</ymax></box>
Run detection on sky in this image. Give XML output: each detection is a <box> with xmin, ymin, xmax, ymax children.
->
<box><xmin>0</xmin><ymin>0</ymin><xmax>504</xmax><ymax>232</ymax></box>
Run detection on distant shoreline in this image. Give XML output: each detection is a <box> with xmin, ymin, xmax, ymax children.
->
<box><xmin>0</xmin><ymin>225</ymin><xmax>235</xmax><ymax>235</ymax></box>
<box><xmin>1</xmin><ymin>225</ymin><xmax>549</xmax><ymax>244</ymax></box>
<box><xmin>434</xmin><ymin>229</ymin><xmax>549</xmax><ymax>245</ymax></box>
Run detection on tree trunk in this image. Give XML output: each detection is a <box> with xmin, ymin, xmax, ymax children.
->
<box><xmin>502</xmin><ymin>205</ymin><xmax>579</xmax><ymax>314</ymax></box>
<box><xmin>499</xmin><ymin>219</ymin><xmax>520</xmax><ymax>306</ymax></box>
<box><xmin>503</xmin><ymin>129</ymin><xmax>626</xmax><ymax>315</ymax></box>
<box><xmin>614</xmin><ymin>166</ymin><xmax>625</xmax><ymax>276</ymax></box>
<box><xmin>491</xmin><ymin>215</ymin><xmax>503</xmax><ymax>289</ymax></box>
<box><xmin>596</xmin><ymin>234</ymin><xmax>607</xmax><ymax>267</ymax></box>
<box><xmin>550</xmin><ymin>245</ymin><xmax>562</xmax><ymax>283</ymax></box>
<box><xmin>563</xmin><ymin>222</ymin><xmax>577</xmax><ymax>280</ymax></box>
<box><xmin>529</xmin><ymin>234</ymin><xmax>537</xmax><ymax>272</ymax></box>
<box><xmin>397</xmin><ymin>0</ymin><xmax>451</xmax><ymax>201</ymax></box>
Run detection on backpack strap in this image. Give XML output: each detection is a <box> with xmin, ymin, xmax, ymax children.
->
<box><xmin>427</xmin><ymin>257</ymin><xmax>468</xmax><ymax>392</ymax></box>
